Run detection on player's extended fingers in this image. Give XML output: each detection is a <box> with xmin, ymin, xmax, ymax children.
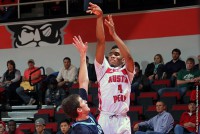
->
<box><xmin>104</xmin><ymin>19</ymin><xmax>112</xmax><ymax>27</ymax></box>
<box><xmin>78</xmin><ymin>35</ymin><xmax>83</xmax><ymax>44</ymax></box>
<box><xmin>73</xmin><ymin>36</ymin><xmax>80</xmax><ymax>45</ymax></box>
<box><xmin>89</xmin><ymin>2</ymin><xmax>97</xmax><ymax>7</ymax></box>
<box><xmin>109</xmin><ymin>15</ymin><xmax>114</xmax><ymax>25</ymax></box>
<box><xmin>72</xmin><ymin>42</ymin><xmax>79</xmax><ymax>50</ymax></box>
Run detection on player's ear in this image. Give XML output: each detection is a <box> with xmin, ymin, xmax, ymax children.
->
<box><xmin>77</xmin><ymin>107</ymin><xmax>82</xmax><ymax>113</ymax></box>
<box><xmin>122</xmin><ymin>58</ymin><xmax>125</xmax><ymax>64</ymax></box>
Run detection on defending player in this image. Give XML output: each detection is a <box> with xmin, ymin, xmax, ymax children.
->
<box><xmin>62</xmin><ymin>36</ymin><xmax>104</xmax><ymax>134</ymax></box>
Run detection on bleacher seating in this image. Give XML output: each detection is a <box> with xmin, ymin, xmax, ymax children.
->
<box><xmin>45</xmin><ymin>122</ymin><xmax>58</xmax><ymax>134</ymax></box>
<box><xmin>160</xmin><ymin>97</ymin><xmax>177</xmax><ymax>111</ymax></box>
<box><xmin>0</xmin><ymin>79</ymin><xmax>198</xmax><ymax>133</ymax></box>
<box><xmin>161</xmin><ymin>91</ymin><xmax>181</xmax><ymax>101</ymax></box>
<box><xmin>18</xmin><ymin>123</ymin><xmax>35</xmax><ymax>133</ymax></box>
<box><xmin>36</xmin><ymin>109</ymin><xmax>55</xmax><ymax>122</ymax></box>
<box><xmin>130</xmin><ymin>93</ymin><xmax>135</xmax><ymax>105</ymax></box>
<box><xmin>145</xmin><ymin>105</ymin><xmax>157</xmax><ymax>119</ymax></box>
<box><xmin>183</xmin><ymin>90</ymin><xmax>192</xmax><ymax>104</ymax></box>
<box><xmin>152</xmin><ymin>79</ymin><xmax>170</xmax><ymax>91</ymax></box>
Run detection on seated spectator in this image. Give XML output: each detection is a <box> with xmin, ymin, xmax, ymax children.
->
<box><xmin>56</xmin><ymin>57</ymin><xmax>77</xmax><ymax>88</ymax></box>
<box><xmin>0</xmin><ymin>60</ymin><xmax>21</xmax><ymax>108</ymax></box>
<box><xmin>56</xmin><ymin>119</ymin><xmax>71</xmax><ymax>134</ymax></box>
<box><xmin>0</xmin><ymin>0</ymin><xmax>17</xmax><ymax>21</ymax></box>
<box><xmin>86</xmin><ymin>56</ymin><xmax>97</xmax><ymax>83</ymax></box>
<box><xmin>144</xmin><ymin>54</ymin><xmax>165</xmax><ymax>82</ymax></box>
<box><xmin>174</xmin><ymin>101</ymin><xmax>199</xmax><ymax>134</ymax></box>
<box><xmin>133</xmin><ymin>101</ymin><xmax>174</xmax><ymax>134</ymax></box>
<box><xmin>7</xmin><ymin>120</ymin><xmax>24</xmax><ymax>134</ymax></box>
<box><xmin>158</xmin><ymin>57</ymin><xmax>200</xmax><ymax>97</ymax></box>
<box><xmin>16</xmin><ymin>59</ymin><xmax>42</xmax><ymax>105</ymax></box>
<box><xmin>0</xmin><ymin>121</ymin><xmax>8</xmax><ymax>134</ymax></box>
<box><xmin>34</xmin><ymin>118</ymin><xmax>50</xmax><ymax>134</ymax></box>
<box><xmin>164</xmin><ymin>48</ymin><xmax>186</xmax><ymax>87</ymax></box>
<box><xmin>45</xmin><ymin>77</ymin><xmax>66</xmax><ymax>107</ymax></box>
<box><xmin>131</xmin><ymin>62</ymin><xmax>150</xmax><ymax>97</ymax></box>
<box><xmin>194</xmin><ymin>55</ymin><xmax>200</xmax><ymax>70</ymax></box>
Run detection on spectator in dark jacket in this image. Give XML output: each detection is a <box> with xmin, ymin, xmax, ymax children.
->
<box><xmin>145</xmin><ymin>54</ymin><xmax>165</xmax><ymax>82</ymax></box>
<box><xmin>45</xmin><ymin>77</ymin><xmax>66</xmax><ymax>107</ymax></box>
<box><xmin>164</xmin><ymin>48</ymin><xmax>186</xmax><ymax>87</ymax></box>
<box><xmin>131</xmin><ymin>62</ymin><xmax>150</xmax><ymax>97</ymax></box>
<box><xmin>0</xmin><ymin>60</ymin><xmax>21</xmax><ymax>108</ymax></box>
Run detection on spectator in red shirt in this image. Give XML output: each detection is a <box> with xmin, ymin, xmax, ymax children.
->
<box><xmin>174</xmin><ymin>101</ymin><xmax>200</xmax><ymax>134</ymax></box>
<box><xmin>16</xmin><ymin>59</ymin><xmax>41</xmax><ymax>105</ymax></box>
<box><xmin>0</xmin><ymin>121</ymin><xmax>8</xmax><ymax>134</ymax></box>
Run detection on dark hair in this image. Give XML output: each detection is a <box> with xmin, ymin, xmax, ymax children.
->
<box><xmin>186</xmin><ymin>57</ymin><xmax>195</xmax><ymax>64</ymax></box>
<box><xmin>63</xmin><ymin>57</ymin><xmax>71</xmax><ymax>62</ymax></box>
<box><xmin>189</xmin><ymin>100</ymin><xmax>196</xmax><ymax>104</ymax></box>
<box><xmin>62</xmin><ymin>94</ymin><xmax>80</xmax><ymax>119</ymax></box>
<box><xmin>86</xmin><ymin>56</ymin><xmax>89</xmax><ymax>60</ymax></box>
<box><xmin>111</xmin><ymin>45</ymin><xmax>118</xmax><ymax>50</ymax></box>
<box><xmin>134</xmin><ymin>62</ymin><xmax>140</xmax><ymax>70</ymax></box>
<box><xmin>59</xmin><ymin>119</ymin><xmax>70</xmax><ymax>126</ymax></box>
<box><xmin>7</xmin><ymin>60</ymin><xmax>16</xmax><ymax>70</ymax></box>
<box><xmin>7</xmin><ymin>120</ymin><xmax>16</xmax><ymax>125</ymax></box>
<box><xmin>172</xmin><ymin>48</ymin><xmax>181</xmax><ymax>55</ymax></box>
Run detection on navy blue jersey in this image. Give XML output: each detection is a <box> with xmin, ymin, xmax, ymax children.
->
<box><xmin>69</xmin><ymin>88</ymin><xmax>104</xmax><ymax>134</ymax></box>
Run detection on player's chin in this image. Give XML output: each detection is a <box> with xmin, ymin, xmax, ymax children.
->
<box><xmin>109</xmin><ymin>63</ymin><xmax>117</xmax><ymax>67</ymax></box>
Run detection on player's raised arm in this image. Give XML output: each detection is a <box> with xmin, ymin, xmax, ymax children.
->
<box><xmin>87</xmin><ymin>2</ymin><xmax>105</xmax><ymax>64</ymax></box>
<box><xmin>72</xmin><ymin>36</ymin><xmax>89</xmax><ymax>93</ymax></box>
<box><xmin>105</xmin><ymin>15</ymin><xmax>134</xmax><ymax>73</ymax></box>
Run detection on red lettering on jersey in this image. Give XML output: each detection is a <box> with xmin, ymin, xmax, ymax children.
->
<box><xmin>113</xmin><ymin>94</ymin><xmax>126</xmax><ymax>103</ymax></box>
<box><xmin>108</xmin><ymin>75</ymin><xmax>128</xmax><ymax>83</ymax></box>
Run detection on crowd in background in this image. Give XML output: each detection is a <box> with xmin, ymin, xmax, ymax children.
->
<box><xmin>0</xmin><ymin>48</ymin><xmax>199</xmax><ymax>108</ymax></box>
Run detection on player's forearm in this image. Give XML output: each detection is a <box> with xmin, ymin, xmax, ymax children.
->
<box><xmin>96</xmin><ymin>16</ymin><xmax>105</xmax><ymax>44</ymax></box>
<box><xmin>95</xmin><ymin>16</ymin><xmax>105</xmax><ymax>64</ymax></box>
<box><xmin>79</xmin><ymin>53</ymin><xmax>89</xmax><ymax>91</ymax></box>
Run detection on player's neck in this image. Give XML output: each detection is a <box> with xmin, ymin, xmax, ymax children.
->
<box><xmin>76</xmin><ymin>115</ymin><xmax>89</xmax><ymax>121</ymax></box>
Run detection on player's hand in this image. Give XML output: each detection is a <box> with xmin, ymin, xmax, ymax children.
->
<box><xmin>72</xmin><ymin>35</ymin><xmax>88</xmax><ymax>55</ymax></box>
<box><xmin>104</xmin><ymin>15</ymin><xmax>116</xmax><ymax>37</ymax></box>
<box><xmin>86</xmin><ymin>2</ymin><xmax>103</xmax><ymax>17</ymax></box>
<box><xmin>187</xmin><ymin>122</ymin><xmax>195</xmax><ymax>127</ymax></box>
<box><xmin>183</xmin><ymin>122</ymin><xmax>189</xmax><ymax>128</ymax></box>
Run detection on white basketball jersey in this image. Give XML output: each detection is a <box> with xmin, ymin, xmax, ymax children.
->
<box><xmin>95</xmin><ymin>57</ymin><xmax>134</xmax><ymax>114</ymax></box>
